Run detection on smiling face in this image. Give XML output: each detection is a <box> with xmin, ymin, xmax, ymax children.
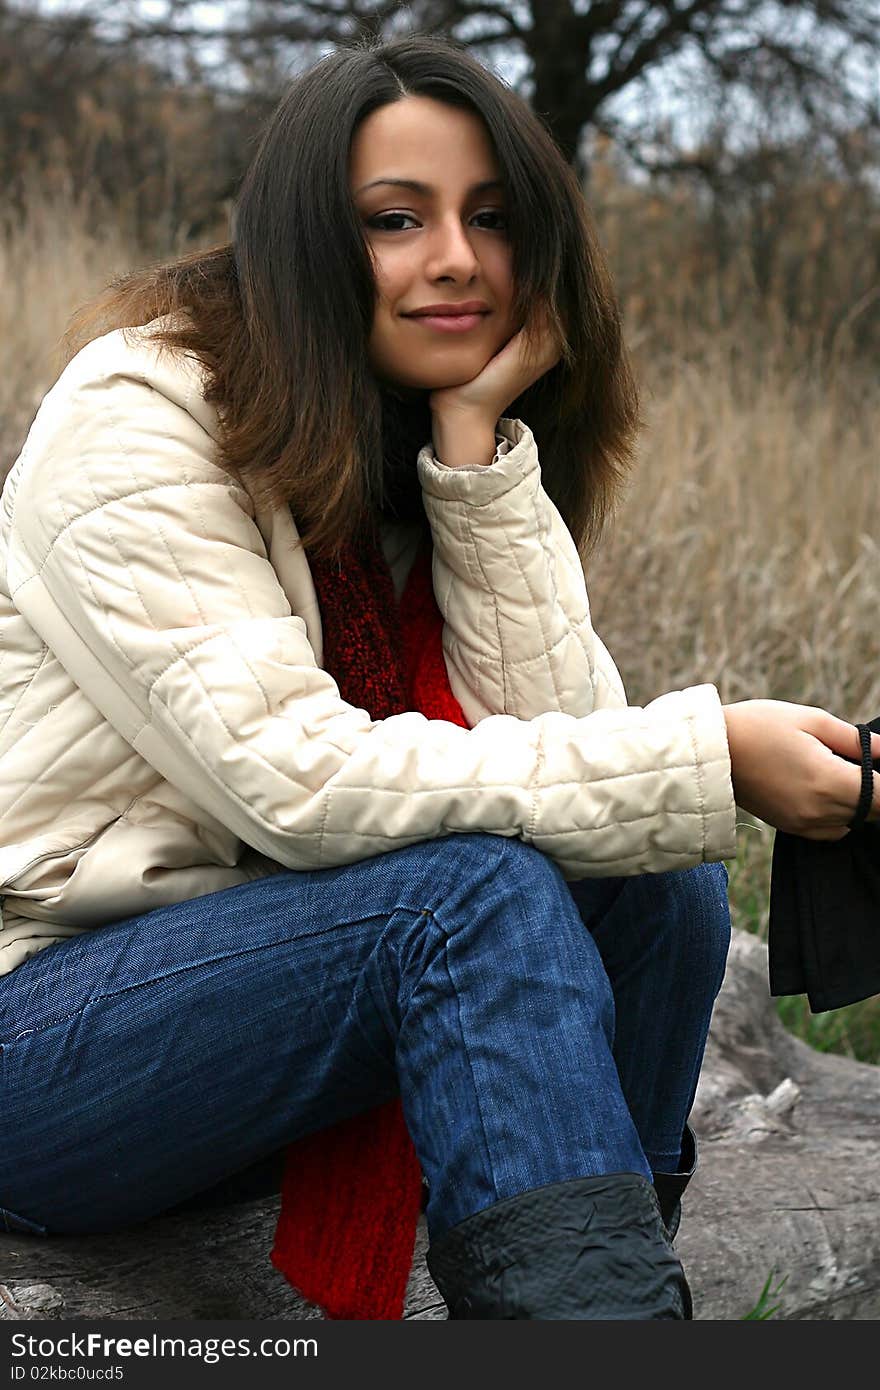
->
<box><xmin>350</xmin><ymin>95</ymin><xmax>517</xmax><ymax>392</ymax></box>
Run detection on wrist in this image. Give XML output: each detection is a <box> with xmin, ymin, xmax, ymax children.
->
<box><xmin>721</xmin><ymin>704</ymin><xmax>741</xmax><ymax>780</ymax></box>
<box><xmin>430</xmin><ymin>409</ymin><xmax>499</xmax><ymax>469</ymax></box>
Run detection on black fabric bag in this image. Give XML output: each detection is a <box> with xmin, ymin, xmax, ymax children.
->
<box><xmin>768</xmin><ymin>715</ymin><xmax>880</xmax><ymax>1012</ymax></box>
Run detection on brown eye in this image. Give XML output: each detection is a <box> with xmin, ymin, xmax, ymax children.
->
<box><xmin>472</xmin><ymin>210</ymin><xmax>507</xmax><ymax>231</ymax></box>
<box><xmin>367</xmin><ymin>213</ymin><xmax>418</xmax><ymax>231</ymax></box>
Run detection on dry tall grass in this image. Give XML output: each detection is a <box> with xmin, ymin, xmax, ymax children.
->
<box><xmin>586</xmin><ymin>323</ymin><xmax>879</xmax><ymax>1032</ymax></box>
<box><xmin>590</xmin><ymin>330</ymin><xmax>880</xmax><ymax>723</ymax></box>
<box><xmin>0</xmin><ymin>188</ymin><xmax>194</xmax><ymax>459</ymax></box>
<box><xmin>2</xmin><ymin>190</ymin><xmax>878</xmax><ymax>1031</ymax></box>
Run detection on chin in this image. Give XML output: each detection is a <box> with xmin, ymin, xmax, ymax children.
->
<box><xmin>405</xmin><ymin>352</ymin><xmax>497</xmax><ymax>393</ymax></box>
<box><xmin>425</xmin><ymin>370</ymin><xmax>483</xmax><ymax>390</ymax></box>
<box><xmin>373</xmin><ymin>332</ymin><xmax>506</xmax><ymax>392</ymax></box>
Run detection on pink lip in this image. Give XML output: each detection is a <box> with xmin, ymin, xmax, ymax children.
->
<box><xmin>408</xmin><ymin>301</ymin><xmax>489</xmax><ymax>315</ymax></box>
<box><xmin>407</xmin><ymin>313</ymin><xmax>487</xmax><ymax>333</ymax></box>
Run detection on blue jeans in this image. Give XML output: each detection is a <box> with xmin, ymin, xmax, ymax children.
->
<box><xmin>0</xmin><ymin>834</ymin><xmax>730</xmax><ymax>1240</ymax></box>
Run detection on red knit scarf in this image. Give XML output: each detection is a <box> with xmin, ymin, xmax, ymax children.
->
<box><xmin>270</xmin><ymin>525</ymin><xmax>469</xmax><ymax>1319</ymax></box>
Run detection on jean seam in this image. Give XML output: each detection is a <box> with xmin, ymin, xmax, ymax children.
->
<box><xmin>430</xmin><ymin>915</ymin><xmax>500</xmax><ymax>1210</ymax></box>
<box><xmin>346</xmin><ymin>915</ymin><xmax>424</xmax><ymax>1073</ymax></box>
<box><xmin>0</xmin><ymin>894</ymin><xmax>486</xmax><ymax>1046</ymax></box>
<box><xmin>0</xmin><ymin>929</ymin><xmax>357</xmax><ymax>1045</ymax></box>
<box><xmin>418</xmin><ymin>836</ymin><xmax>525</xmax><ymax>1210</ymax></box>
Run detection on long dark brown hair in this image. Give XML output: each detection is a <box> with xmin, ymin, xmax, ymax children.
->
<box><xmin>65</xmin><ymin>34</ymin><xmax>639</xmax><ymax>562</ymax></box>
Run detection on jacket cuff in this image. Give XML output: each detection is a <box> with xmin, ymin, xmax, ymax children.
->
<box><xmin>417</xmin><ymin>418</ymin><xmax>537</xmax><ymax>499</ymax></box>
<box><xmin>687</xmin><ymin>684</ymin><xmax>738</xmax><ymax>863</ymax></box>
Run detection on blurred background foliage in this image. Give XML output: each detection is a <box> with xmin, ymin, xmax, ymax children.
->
<box><xmin>2</xmin><ymin>0</ymin><xmax>878</xmax><ymax>357</ymax></box>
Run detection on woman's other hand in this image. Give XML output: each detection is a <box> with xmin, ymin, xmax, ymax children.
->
<box><xmin>723</xmin><ymin>700</ymin><xmax>880</xmax><ymax>840</ymax></box>
<box><xmin>428</xmin><ymin>314</ymin><xmax>562</xmax><ymax>467</ymax></box>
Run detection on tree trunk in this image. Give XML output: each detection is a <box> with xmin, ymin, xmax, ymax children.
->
<box><xmin>3</xmin><ymin>928</ymin><xmax>879</xmax><ymax>1321</ymax></box>
<box><xmin>527</xmin><ymin>0</ymin><xmax>592</xmax><ymax>174</ymax></box>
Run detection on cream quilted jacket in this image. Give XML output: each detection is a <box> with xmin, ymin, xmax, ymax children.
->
<box><xmin>0</xmin><ymin>324</ymin><xmax>737</xmax><ymax>973</ymax></box>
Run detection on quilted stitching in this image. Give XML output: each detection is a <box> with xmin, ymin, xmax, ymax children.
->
<box><xmin>0</xmin><ymin>328</ymin><xmax>737</xmax><ymax>970</ymax></box>
<box><xmin>420</xmin><ymin>423</ymin><xmax>601</xmax><ymax>721</ymax></box>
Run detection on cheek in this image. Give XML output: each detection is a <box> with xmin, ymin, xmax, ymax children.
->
<box><xmin>365</xmin><ymin>260</ymin><xmax>395</xmax><ymax>356</ymax></box>
<box><xmin>485</xmin><ymin>242</ymin><xmax>514</xmax><ymax>295</ymax></box>
<box><xmin>367</xmin><ymin>252</ymin><xmax>416</xmax><ymax>369</ymax></box>
<box><xmin>367</xmin><ymin>300</ymin><xmax>402</xmax><ymax>379</ymax></box>
<box><xmin>369</xmin><ymin>243</ymin><xmax>410</xmax><ymax>308</ymax></box>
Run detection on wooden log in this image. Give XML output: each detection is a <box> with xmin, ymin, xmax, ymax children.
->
<box><xmin>3</xmin><ymin>928</ymin><xmax>878</xmax><ymax>1320</ymax></box>
<box><xmin>0</xmin><ymin>1203</ymin><xmax>442</xmax><ymax>1321</ymax></box>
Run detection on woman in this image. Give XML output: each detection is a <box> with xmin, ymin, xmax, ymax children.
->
<box><xmin>0</xmin><ymin>35</ymin><xmax>876</xmax><ymax>1321</ymax></box>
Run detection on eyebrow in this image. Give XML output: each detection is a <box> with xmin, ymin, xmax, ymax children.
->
<box><xmin>354</xmin><ymin>177</ymin><xmax>505</xmax><ymax>196</ymax></box>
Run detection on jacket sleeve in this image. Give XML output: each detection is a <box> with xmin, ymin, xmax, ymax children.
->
<box><xmin>417</xmin><ymin>418</ymin><xmax>626</xmax><ymax>726</ymax></box>
<box><xmin>7</xmin><ymin>338</ymin><xmax>737</xmax><ymax>881</ymax></box>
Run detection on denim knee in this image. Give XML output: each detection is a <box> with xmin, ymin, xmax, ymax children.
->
<box><xmin>450</xmin><ymin>832</ymin><xmax>568</xmax><ymax>890</ymax></box>
<box><xmin>666</xmin><ymin>861</ymin><xmax>731</xmax><ymax>995</ymax></box>
<box><xmin>404</xmin><ymin>832</ymin><xmax>618</xmax><ymax>1020</ymax></box>
<box><xmin>417</xmin><ymin>832</ymin><xmax>572</xmax><ymax>940</ymax></box>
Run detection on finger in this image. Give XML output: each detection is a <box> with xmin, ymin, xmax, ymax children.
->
<box><xmin>803</xmin><ymin>745</ymin><xmax>875</xmax><ymax>825</ymax></box>
<box><xmin>857</xmin><ymin>725</ymin><xmax>878</xmax><ymax>767</ymax></box>
<box><xmin>525</xmin><ymin>334</ymin><xmax>562</xmax><ymax>382</ymax></box>
<box><xmin>815</xmin><ymin>714</ymin><xmax>872</xmax><ymax>762</ymax></box>
<box><xmin>829</xmin><ymin>762</ymin><xmax>880</xmax><ymax>824</ymax></box>
<box><xmin>523</xmin><ymin>310</ymin><xmax>562</xmax><ymax>368</ymax></box>
<box><xmin>519</xmin><ymin>324</ymin><xmax>550</xmax><ymax>365</ymax></box>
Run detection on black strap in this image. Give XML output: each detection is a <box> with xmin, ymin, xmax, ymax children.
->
<box><xmin>849</xmin><ymin>723</ymin><xmax>875</xmax><ymax>829</ymax></box>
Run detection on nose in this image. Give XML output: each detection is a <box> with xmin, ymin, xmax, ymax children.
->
<box><xmin>424</xmin><ymin>214</ymin><xmax>480</xmax><ymax>283</ymax></box>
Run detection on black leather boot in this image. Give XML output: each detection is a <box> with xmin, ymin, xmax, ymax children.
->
<box><xmin>651</xmin><ymin>1126</ymin><xmax>698</xmax><ymax>1319</ymax></box>
<box><xmin>652</xmin><ymin>1125</ymin><xmax>698</xmax><ymax>1242</ymax></box>
<box><xmin>426</xmin><ymin>1171</ymin><xmax>691</xmax><ymax>1319</ymax></box>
